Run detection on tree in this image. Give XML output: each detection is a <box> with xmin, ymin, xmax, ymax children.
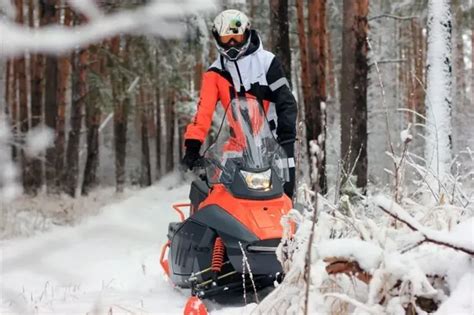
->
<box><xmin>29</xmin><ymin>0</ymin><xmax>45</xmax><ymax>194</ymax></box>
<box><xmin>139</xmin><ymin>83</ymin><xmax>152</xmax><ymax>187</ymax></box>
<box><xmin>307</xmin><ymin>0</ymin><xmax>328</xmax><ymax>193</ymax></box>
<box><xmin>42</xmin><ymin>0</ymin><xmax>59</xmax><ymax>193</ymax></box>
<box><xmin>64</xmin><ymin>13</ymin><xmax>89</xmax><ymax>197</ymax></box>
<box><xmin>269</xmin><ymin>0</ymin><xmax>291</xmax><ymax>84</ymax></box>
<box><xmin>165</xmin><ymin>88</ymin><xmax>175</xmax><ymax>173</ymax></box>
<box><xmin>340</xmin><ymin>0</ymin><xmax>369</xmax><ymax>191</ymax></box>
<box><xmin>81</xmin><ymin>43</ymin><xmax>103</xmax><ymax>195</ymax></box>
<box><xmin>424</xmin><ymin>0</ymin><xmax>453</xmax><ymax>182</ymax></box>
<box><xmin>155</xmin><ymin>47</ymin><xmax>162</xmax><ymax>179</ymax></box>
<box><xmin>55</xmin><ymin>5</ymin><xmax>72</xmax><ymax>188</ymax></box>
<box><xmin>14</xmin><ymin>0</ymin><xmax>31</xmax><ymax>192</ymax></box>
<box><xmin>110</xmin><ymin>36</ymin><xmax>129</xmax><ymax>193</ymax></box>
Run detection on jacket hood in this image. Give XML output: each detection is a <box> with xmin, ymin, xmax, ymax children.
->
<box><xmin>244</xmin><ymin>30</ymin><xmax>263</xmax><ymax>56</ymax></box>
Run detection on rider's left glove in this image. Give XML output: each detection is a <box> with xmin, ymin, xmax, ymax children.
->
<box><xmin>181</xmin><ymin>139</ymin><xmax>202</xmax><ymax>171</ymax></box>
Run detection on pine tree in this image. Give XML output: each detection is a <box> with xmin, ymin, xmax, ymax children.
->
<box><xmin>340</xmin><ymin>0</ymin><xmax>369</xmax><ymax>191</ymax></box>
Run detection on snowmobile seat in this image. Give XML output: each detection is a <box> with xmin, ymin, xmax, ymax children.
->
<box><xmin>189</xmin><ymin>180</ymin><xmax>209</xmax><ymax>213</ymax></box>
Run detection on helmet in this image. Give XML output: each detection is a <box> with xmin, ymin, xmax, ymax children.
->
<box><xmin>212</xmin><ymin>9</ymin><xmax>251</xmax><ymax>61</ymax></box>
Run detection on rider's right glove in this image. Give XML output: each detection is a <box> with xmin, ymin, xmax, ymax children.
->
<box><xmin>181</xmin><ymin>139</ymin><xmax>202</xmax><ymax>170</ymax></box>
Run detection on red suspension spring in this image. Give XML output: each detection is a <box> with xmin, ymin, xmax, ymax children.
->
<box><xmin>211</xmin><ymin>237</ymin><xmax>225</xmax><ymax>273</ymax></box>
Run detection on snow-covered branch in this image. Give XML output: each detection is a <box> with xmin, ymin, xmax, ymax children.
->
<box><xmin>375</xmin><ymin>195</ymin><xmax>474</xmax><ymax>256</ymax></box>
<box><xmin>0</xmin><ymin>0</ymin><xmax>216</xmax><ymax>56</ymax></box>
<box><xmin>368</xmin><ymin>14</ymin><xmax>419</xmax><ymax>21</ymax></box>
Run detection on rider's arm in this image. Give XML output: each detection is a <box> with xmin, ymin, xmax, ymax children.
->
<box><xmin>266</xmin><ymin>57</ymin><xmax>297</xmax><ymax>198</ymax></box>
<box><xmin>184</xmin><ymin>71</ymin><xmax>220</xmax><ymax>144</ymax></box>
<box><xmin>266</xmin><ymin>57</ymin><xmax>297</xmax><ymax>144</ymax></box>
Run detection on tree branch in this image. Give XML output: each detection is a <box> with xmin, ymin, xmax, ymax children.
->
<box><xmin>376</xmin><ymin>197</ymin><xmax>474</xmax><ymax>256</ymax></box>
<box><xmin>369</xmin><ymin>14</ymin><xmax>419</xmax><ymax>21</ymax></box>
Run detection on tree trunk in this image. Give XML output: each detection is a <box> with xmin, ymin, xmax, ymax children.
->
<box><xmin>155</xmin><ymin>67</ymin><xmax>162</xmax><ymax>179</ymax></box>
<box><xmin>424</xmin><ymin>0</ymin><xmax>453</xmax><ymax>182</ymax></box>
<box><xmin>165</xmin><ymin>89</ymin><xmax>175</xmax><ymax>172</ymax></box>
<box><xmin>326</xmin><ymin>29</ymin><xmax>336</xmax><ymax>101</ymax></box>
<box><xmin>55</xmin><ymin>5</ymin><xmax>72</xmax><ymax>188</ymax></box>
<box><xmin>14</xmin><ymin>0</ymin><xmax>31</xmax><ymax>193</ymax></box>
<box><xmin>7</xmin><ymin>60</ymin><xmax>17</xmax><ymax>161</ymax></box>
<box><xmin>140</xmin><ymin>85</ymin><xmax>152</xmax><ymax>187</ymax></box>
<box><xmin>340</xmin><ymin>0</ymin><xmax>369</xmax><ymax>191</ymax></box>
<box><xmin>295</xmin><ymin>0</ymin><xmax>310</xmax><ymax>114</ymax></box>
<box><xmin>111</xmin><ymin>36</ymin><xmax>128</xmax><ymax>193</ymax></box>
<box><xmin>64</xmin><ymin>14</ymin><xmax>88</xmax><ymax>197</ymax></box>
<box><xmin>269</xmin><ymin>0</ymin><xmax>291</xmax><ymax>84</ymax></box>
<box><xmin>41</xmin><ymin>0</ymin><xmax>59</xmax><ymax>193</ymax></box>
<box><xmin>307</xmin><ymin>0</ymin><xmax>327</xmax><ymax>193</ymax></box>
<box><xmin>5</xmin><ymin>60</ymin><xmax>11</xmax><ymax>117</ymax></box>
<box><xmin>81</xmin><ymin>44</ymin><xmax>102</xmax><ymax>195</ymax></box>
<box><xmin>29</xmin><ymin>0</ymin><xmax>45</xmax><ymax>194</ymax></box>
<box><xmin>411</xmin><ymin>20</ymin><xmax>426</xmax><ymax>123</ymax></box>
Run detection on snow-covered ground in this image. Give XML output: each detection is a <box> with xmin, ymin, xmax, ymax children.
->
<box><xmin>0</xmin><ymin>174</ymin><xmax>251</xmax><ymax>315</ymax></box>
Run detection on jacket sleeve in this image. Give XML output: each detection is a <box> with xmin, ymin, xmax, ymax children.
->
<box><xmin>184</xmin><ymin>71</ymin><xmax>220</xmax><ymax>143</ymax></box>
<box><xmin>266</xmin><ymin>57</ymin><xmax>297</xmax><ymax>144</ymax></box>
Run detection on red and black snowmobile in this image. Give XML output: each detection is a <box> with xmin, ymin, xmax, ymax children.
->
<box><xmin>160</xmin><ymin>96</ymin><xmax>293</xmax><ymax>314</ymax></box>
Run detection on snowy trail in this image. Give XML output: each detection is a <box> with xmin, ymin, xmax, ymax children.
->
<box><xmin>0</xmin><ymin>175</ymin><xmax>250</xmax><ymax>314</ymax></box>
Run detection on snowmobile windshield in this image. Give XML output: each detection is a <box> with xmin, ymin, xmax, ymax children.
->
<box><xmin>204</xmin><ymin>96</ymin><xmax>290</xmax><ymax>185</ymax></box>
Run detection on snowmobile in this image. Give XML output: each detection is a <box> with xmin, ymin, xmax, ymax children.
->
<box><xmin>160</xmin><ymin>96</ymin><xmax>293</xmax><ymax>315</ymax></box>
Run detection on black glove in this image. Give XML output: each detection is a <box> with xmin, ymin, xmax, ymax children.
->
<box><xmin>281</xmin><ymin>141</ymin><xmax>295</xmax><ymax>199</ymax></box>
<box><xmin>181</xmin><ymin>139</ymin><xmax>202</xmax><ymax>171</ymax></box>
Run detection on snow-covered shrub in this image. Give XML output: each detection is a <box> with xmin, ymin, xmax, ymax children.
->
<box><xmin>254</xmin><ymin>179</ymin><xmax>473</xmax><ymax>315</ymax></box>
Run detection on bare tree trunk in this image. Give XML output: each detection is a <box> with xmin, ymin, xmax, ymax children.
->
<box><xmin>139</xmin><ymin>85</ymin><xmax>152</xmax><ymax>187</ymax></box>
<box><xmin>249</xmin><ymin>0</ymin><xmax>257</xmax><ymax>20</ymax></box>
<box><xmin>42</xmin><ymin>0</ymin><xmax>59</xmax><ymax>193</ymax></box>
<box><xmin>269</xmin><ymin>0</ymin><xmax>291</xmax><ymax>83</ymax></box>
<box><xmin>14</xmin><ymin>0</ymin><xmax>31</xmax><ymax>193</ymax></box>
<box><xmin>110</xmin><ymin>36</ymin><xmax>128</xmax><ymax>193</ymax></box>
<box><xmin>411</xmin><ymin>20</ymin><xmax>425</xmax><ymax>122</ymax></box>
<box><xmin>326</xmin><ymin>29</ymin><xmax>336</xmax><ymax>101</ymax></box>
<box><xmin>155</xmin><ymin>62</ymin><xmax>162</xmax><ymax>179</ymax></box>
<box><xmin>296</xmin><ymin>0</ymin><xmax>310</xmax><ymax>113</ymax></box>
<box><xmin>29</xmin><ymin>0</ymin><xmax>45</xmax><ymax>194</ymax></box>
<box><xmin>307</xmin><ymin>0</ymin><xmax>327</xmax><ymax>193</ymax></box>
<box><xmin>5</xmin><ymin>60</ymin><xmax>11</xmax><ymax>117</ymax></box>
<box><xmin>64</xmin><ymin>14</ymin><xmax>88</xmax><ymax>197</ymax></box>
<box><xmin>165</xmin><ymin>89</ymin><xmax>175</xmax><ymax>172</ymax></box>
<box><xmin>340</xmin><ymin>0</ymin><xmax>369</xmax><ymax>191</ymax></box>
<box><xmin>81</xmin><ymin>44</ymin><xmax>102</xmax><ymax>195</ymax></box>
<box><xmin>7</xmin><ymin>60</ymin><xmax>17</xmax><ymax>161</ymax></box>
<box><xmin>55</xmin><ymin>5</ymin><xmax>72</xmax><ymax>188</ymax></box>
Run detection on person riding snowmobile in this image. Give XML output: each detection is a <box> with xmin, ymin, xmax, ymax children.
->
<box><xmin>182</xmin><ymin>9</ymin><xmax>297</xmax><ymax>198</ymax></box>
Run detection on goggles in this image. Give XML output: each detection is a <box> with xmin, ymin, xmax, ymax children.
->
<box><xmin>220</xmin><ymin>33</ymin><xmax>245</xmax><ymax>45</ymax></box>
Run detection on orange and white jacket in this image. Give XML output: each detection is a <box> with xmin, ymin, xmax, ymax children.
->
<box><xmin>184</xmin><ymin>30</ymin><xmax>297</xmax><ymax>150</ymax></box>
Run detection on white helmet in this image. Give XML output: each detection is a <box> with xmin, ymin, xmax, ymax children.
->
<box><xmin>212</xmin><ymin>9</ymin><xmax>251</xmax><ymax>61</ymax></box>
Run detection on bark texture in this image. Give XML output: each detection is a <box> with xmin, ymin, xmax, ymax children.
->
<box><xmin>269</xmin><ymin>0</ymin><xmax>292</xmax><ymax>84</ymax></box>
<box><xmin>340</xmin><ymin>0</ymin><xmax>369</xmax><ymax>191</ymax></box>
<box><xmin>307</xmin><ymin>0</ymin><xmax>328</xmax><ymax>193</ymax></box>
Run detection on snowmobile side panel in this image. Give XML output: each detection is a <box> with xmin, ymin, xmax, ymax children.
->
<box><xmin>191</xmin><ymin>205</ymin><xmax>259</xmax><ymax>244</ymax></box>
<box><xmin>191</xmin><ymin>205</ymin><xmax>283</xmax><ymax>275</ymax></box>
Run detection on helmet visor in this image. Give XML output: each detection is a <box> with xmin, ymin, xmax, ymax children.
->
<box><xmin>220</xmin><ymin>34</ymin><xmax>245</xmax><ymax>45</ymax></box>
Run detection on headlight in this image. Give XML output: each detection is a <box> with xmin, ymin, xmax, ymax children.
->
<box><xmin>241</xmin><ymin>169</ymin><xmax>271</xmax><ymax>190</ymax></box>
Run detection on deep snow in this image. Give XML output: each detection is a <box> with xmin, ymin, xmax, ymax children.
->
<box><xmin>0</xmin><ymin>174</ymin><xmax>252</xmax><ymax>315</ymax></box>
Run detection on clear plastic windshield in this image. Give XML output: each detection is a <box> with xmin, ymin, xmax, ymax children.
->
<box><xmin>205</xmin><ymin>96</ymin><xmax>290</xmax><ymax>185</ymax></box>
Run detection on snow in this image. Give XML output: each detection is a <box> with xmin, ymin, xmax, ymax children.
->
<box><xmin>317</xmin><ymin>239</ymin><xmax>383</xmax><ymax>272</ymax></box>
<box><xmin>0</xmin><ymin>173</ymin><xmax>249</xmax><ymax>314</ymax></box>
<box><xmin>0</xmin><ymin>0</ymin><xmax>217</xmax><ymax>57</ymax></box>
<box><xmin>24</xmin><ymin>126</ymin><xmax>54</xmax><ymax>157</ymax></box>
